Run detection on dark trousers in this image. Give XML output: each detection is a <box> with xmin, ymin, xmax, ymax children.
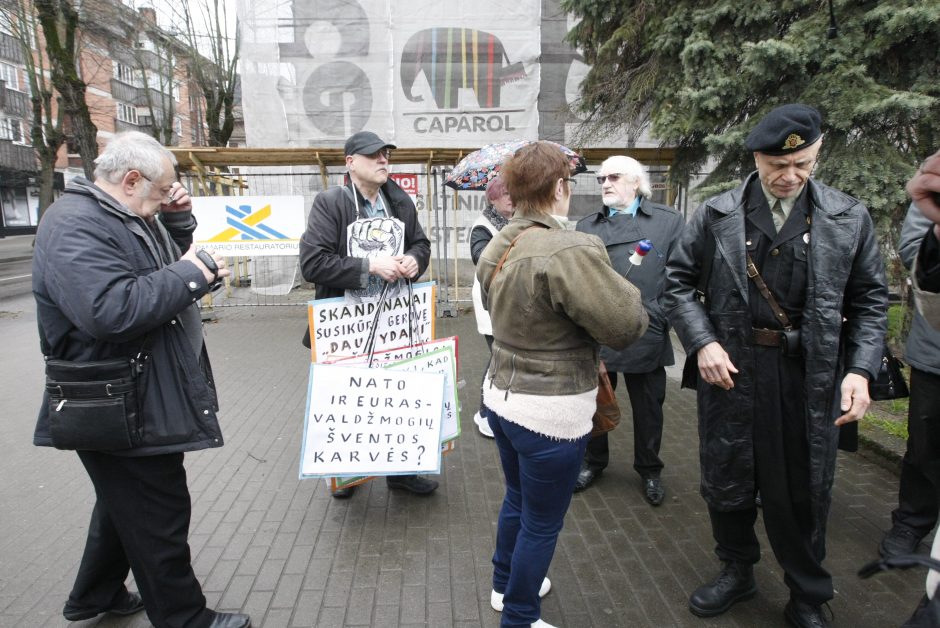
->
<box><xmin>584</xmin><ymin>368</ymin><xmax>666</xmax><ymax>478</ymax></box>
<box><xmin>69</xmin><ymin>451</ymin><xmax>212</xmax><ymax>628</ymax></box>
<box><xmin>484</xmin><ymin>405</ymin><xmax>588</xmax><ymax>627</ymax></box>
<box><xmin>708</xmin><ymin>348</ymin><xmax>832</xmax><ymax>605</ymax></box>
<box><xmin>892</xmin><ymin>368</ymin><xmax>940</xmax><ymax>536</ymax></box>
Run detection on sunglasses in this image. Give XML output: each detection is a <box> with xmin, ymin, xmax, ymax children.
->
<box><xmin>596</xmin><ymin>173</ymin><xmax>626</xmax><ymax>184</ymax></box>
<box><xmin>363</xmin><ymin>148</ymin><xmax>391</xmax><ymax>160</ymax></box>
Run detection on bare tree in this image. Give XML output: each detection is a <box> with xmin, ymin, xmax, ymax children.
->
<box><xmin>132</xmin><ymin>25</ymin><xmax>178</xmax><ymax>146</ymax></box>
<box><xmin>0</xmin><ymin>0</ymin><xmax>66</xmax><ymax>215</ymax></box>
<box><xmin>33</xmin><ymin>0</ymin><xmax>98</xmax><ymax>178</ymax></box>
<box><xmin>176</xmin><ymin>0</ymin><xmax>239</xmax><ymax>146</ymax></box>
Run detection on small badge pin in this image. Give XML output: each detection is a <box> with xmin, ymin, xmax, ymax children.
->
<box><xmin>783</xmin><ymin>134</ymin><xmax>805</xmax><ymax>150</ymax></box>
<box><xmin>803</xmin><ymin>233</ymin><xmax>810</xmax><ymax>244</ymax></box>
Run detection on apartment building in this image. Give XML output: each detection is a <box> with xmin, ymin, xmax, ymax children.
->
<box><xmin>0</xmin><ymin>1</ymin><xmax>210</xmax><ymax>236</ymax></box>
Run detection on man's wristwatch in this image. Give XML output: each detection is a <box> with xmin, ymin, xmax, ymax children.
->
<box><xmin>195</xmin><ymin>249</ymin><xmax>222</xmax><ymax>290</ymax></box>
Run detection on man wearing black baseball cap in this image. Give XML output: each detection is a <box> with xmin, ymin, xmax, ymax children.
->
<box><xmin>299</xmin><ymin>130</ymin><xmax>435</xmax><ymax>498</ymax></box>
<box><xmin>664</xmin><ymin>104</ymin><xmax>888</xmax><ymax>627</ymax></box>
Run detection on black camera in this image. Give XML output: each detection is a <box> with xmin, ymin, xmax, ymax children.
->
<box><xmin>195</xmin><ymin>249</ymin><xmax>224</xmax><ymax>292</ymax></box>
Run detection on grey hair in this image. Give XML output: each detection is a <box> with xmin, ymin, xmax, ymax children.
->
<box><xmin>93</xmin><ymin>131</ymin><xmax>177</xmax><ymax>184</ymax></box>
<box><xmin>600</xmin><ymin>155</ymin><xmax>652</xmax><ymax>198</ymax></box>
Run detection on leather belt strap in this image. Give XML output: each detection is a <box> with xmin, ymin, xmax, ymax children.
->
<box><xmin>746</xmin><ymin>254</ymin><xmax>793</xmax><ymax>330</ymax></box>
<box><xmin>751</xmin><ymin>328</ymin><xmax>784</xmax><ymax>347</ymax></box>
<box><xmin>489</xmin><ymin>225</ymin><xmax>544</xmax><ymax>285</ymax></box>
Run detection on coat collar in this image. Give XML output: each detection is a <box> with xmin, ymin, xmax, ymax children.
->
<box><xmin>708</xmin><ymin>171</ymin><xmax>860</xmax><ymax>218</ymax></box>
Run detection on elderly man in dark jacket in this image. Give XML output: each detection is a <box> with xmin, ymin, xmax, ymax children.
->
<box><xmin>299</xmin><ymin>130</ymin><xmax>433</xmax><ymax>499</ymax></box>
<box><xmin>664</xmin><ymin>104</ymin><xmax>887</xmax><ymax>628</ymax></box>
<box><xmin>574</xmin><ymin>156</ymin><xmax>683</xmax><ymax>505</ymax></box>
<box><xmin>32</xmin><ymin>132</ymin><xmax>250</xmax><ymax>627</ymax></box>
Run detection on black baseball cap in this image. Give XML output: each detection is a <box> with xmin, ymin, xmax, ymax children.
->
<box><xmin>344</xmin><ymin>131</ymin><xmax>396</xmax><ymax>156</ymax></box>
<box><xmin>745</xmin><ymin>104</ymin><xmax>822</xmax><ymax>155</ymax></box>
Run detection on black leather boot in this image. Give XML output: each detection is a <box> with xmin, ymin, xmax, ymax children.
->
<box><xmin>688</xmin><ymin>561</ymin><xmax>757</xmax><ymax>617</ymax></box>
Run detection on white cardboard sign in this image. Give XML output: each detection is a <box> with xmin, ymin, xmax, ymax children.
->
<box><xmin>300</xmin><ymin>364</ymin><xmax>445</xmax><ymax>478</ymax></box>
<box><xmin>308</xmin><ymin>281</ymin><xmax>435</xmax><ymax>363</ymax></box>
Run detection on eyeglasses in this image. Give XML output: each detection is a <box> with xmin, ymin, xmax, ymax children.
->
<box><xmin>564</xmin><ymin>177</ymin><xmax>577</xmax><ymax>187</ymax></box>
<box><xmin>362</xmin><ymin>148</ymin><xmax>391</xmax><ymax>160</ymax></box>
<box><xmin>138</xmin><ymin>173</ymin><xmax>175</xmax><ymax>204</ymax></box>
<box><xmin>596</xmin><ymin>173</ymin><xmax>626</xmax><ymax>184</ymax></box>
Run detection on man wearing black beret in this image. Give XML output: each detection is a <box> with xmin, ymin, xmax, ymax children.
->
<box><xmin>664</xmin><ymin>104</ymin><xmax>888</xmax><ymax>627</ymax></box>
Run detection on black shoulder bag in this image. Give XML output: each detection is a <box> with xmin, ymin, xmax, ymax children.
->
<box><xmin>41</xmin><ymin>322</ymin><xmax>150</xmax><ymax>451</ymax></box>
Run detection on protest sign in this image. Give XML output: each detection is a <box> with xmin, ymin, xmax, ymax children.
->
<box><xmin>385</xmin><ymin>346</ymin><xmax>460</xmax><ymax>443</ymax></box>
<box><xmin>300</xmin><ymin>364</ymin><xmax>445</xmax><ymax>479</ymax></box>
<box><xmin>328</xmin><ymin>439</ymin><xmax>456</xmax><ymax>492</ymax></box>
<box><xmin>308</xmin><ymin>281</ymin><xmax>436</xmax><ymax>363</ymax></box>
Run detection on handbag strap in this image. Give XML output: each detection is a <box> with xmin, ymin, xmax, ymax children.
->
<box><xmin>488</xmin><ymin>225</ymin><xmax>544</xmax><ymax>285</ymax></box>
<box><xmin>745</xmin><ymin>253</ymin><xmax>794</xmax><ymax>331</ymax></box>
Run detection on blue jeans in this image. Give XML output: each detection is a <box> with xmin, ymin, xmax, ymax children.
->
<box><xmin>483</xmin><ymin>404</ymin><xmax>589</xmax><ymax>627</ymax></box>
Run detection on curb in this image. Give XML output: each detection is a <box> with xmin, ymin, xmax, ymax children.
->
<box><xmin>0</xmin><ymin>256</ymin><xmax>33</xmax><ymax>264</ymax></box>
<box><xmin>857</xmin><ymin>432</ymin><xmax>903</xmax><ymax>476</ymax></box>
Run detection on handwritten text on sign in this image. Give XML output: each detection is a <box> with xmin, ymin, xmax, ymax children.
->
<box><xmin>330</xmin><ymin>337</ymin><xmax>460</xmax><ymax>442</ymax></box>
<box><xmin>386</xmin><ymin>346</ymin><xmax>459</xmax><ymax>442</ymax></box>
<box><xmin>308</xmin><ymin>281</ymin><xmax>436</xmax><ymax>363</ymax></box>
<box><xmin>300</xmin><ymin>364</ymin><xmax>444</xmax><ymax>478</ymax></box>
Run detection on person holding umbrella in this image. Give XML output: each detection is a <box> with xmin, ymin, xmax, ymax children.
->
<box><xmin>470</xmin><ymin>175</ymin><xmax>514</xmax><ymax>438</ymax></box>
<box><xmin>477</xmin><ymin>142</ymin><xmax>648</xmax><ymax>628</ymax></box>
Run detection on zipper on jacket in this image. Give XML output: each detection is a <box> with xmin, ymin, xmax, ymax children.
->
<box><xmin>504</xmin><ymin>353</ymin><xmax>517</xmax><ymax>401</ymax></box>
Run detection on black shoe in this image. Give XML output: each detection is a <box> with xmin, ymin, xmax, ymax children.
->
<box><xmin>573</xmin><ymin>466</ymin><xmax>600</xmax><ymax>493</ymax></box>
<box><xmin>880</xmin><ymin>525</ymin><xmax>924</xmax><ymax>558</ymax></box>
<box><xmin>209</xmin><ymin>611</ymin><xmax>252</xmax><ymax>628</ymax></box>
<box><xmin>784</xmin><ymin>598</ymin><xmax>830</xmax><ymax>628</ymax></box>
<box><xmin>63</xmin><ymin>590</ymin><xmax>145</xmax><ymax>621</ymax></box>
<box><xmin>331</xmin><ymin>486</ymin><xmax>356</xmax><ymax>499</ymax></box>
<box><xmin>644</xmin><ymin>477</ymin><xmax>665</xmax><ymax>506</ymax></box>
<box><xmin>688</xmin><ymin>562</ymin><xmax>757</xmax><ymax>617</ymax></box>
<box><xmin>386</xmin><ymin>475</ymin><xmax>438</xmax><ymax>495</ymax></box>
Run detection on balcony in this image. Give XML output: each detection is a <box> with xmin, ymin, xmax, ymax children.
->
<box><xmin>0</xmin><ymin>85</ymin><xmax>29</xmax><ymax>118</ymax></box>
<box><xmin>110</xmin><ymin>79</ymin><xmax>141</xmax><ymax>104</ymax></box>
<box><xmin>0</xmin><ymin>33</ymin><xmax>24</xmax><ymax>64</ymax></box>
<box><xmin>0</xmin><ymin>140</ymin><xmax>37</xmax><ymax>173</ymax></box>
<box><xmin>114</xmin><ymin>118</ymin><xmax>143</xmax><ymax>133</ymax></box>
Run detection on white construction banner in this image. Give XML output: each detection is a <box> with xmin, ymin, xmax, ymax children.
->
<box><xmin>300</xmin><ymin>364</ymin><xmax>445</xmax><ymax>478</ymax></box>
<box><xmin>237</xmin><ymin>0</ymin><xmax>540</xmax><ymax>148</ymax></box>
<box><xmin>308</xmin><ymin>281</ymin><xmax>436</xmax><ymax>363</ymax></box>
<box><xmin>191</xmin><ymin>195</ymin><xmax>306</xmax><ymax>256</ymax></box>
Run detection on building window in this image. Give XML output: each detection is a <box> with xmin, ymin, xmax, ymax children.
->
<box><xmin>0</xmin><ymin>62</ymin><xmax>19</xmax><ymax>91</ymax></box>
<box><xmin>113</xmin><ymin>62</ymin><xmax>139</xmax><ymax>86</ymax></box>
<box><xmin>116</xmin><ymin>102</ymin><xmax>138</xmax><ymax>125</ymax></box>
<box><xmin>0</xmin><ymin>117</ymin><xmax>24</xmax><ymax>143</ymax></box>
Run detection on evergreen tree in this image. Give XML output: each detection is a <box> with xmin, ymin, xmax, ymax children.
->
<box><xmin>563</xmin><ymin>0</ymin><xmax>940</xmax><ymax>228</ymax></box>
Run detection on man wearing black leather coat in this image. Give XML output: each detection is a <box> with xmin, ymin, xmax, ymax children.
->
<box><xmin>663</xmin><ymin>104</ymin><xmax>888</xmax><ymax>628</ymax></box>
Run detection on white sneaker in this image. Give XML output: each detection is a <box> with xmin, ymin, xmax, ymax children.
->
<box><xmin>490</xmin><ymin>577</ymin><xmax>551</xmax><ymax>611</ymax></box>
<box><xmin>531</xmin><ymin>620</ymin><xmax>557</xmax><ymax>628</ymax></box>
<box><xmin>474</xmin><ymin>411</ymin><xmax>495</xmax><ymax>438</ymax></box>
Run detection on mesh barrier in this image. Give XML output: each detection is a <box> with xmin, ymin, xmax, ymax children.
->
<box><xmin>179</xmin><ymin>162</ymin><xmax>678</xmax><ymax>311</ymax></box>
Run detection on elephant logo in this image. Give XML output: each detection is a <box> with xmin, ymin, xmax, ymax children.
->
<box><xmin>400</xmin><ymin>28</ymin><xmax>526</xmax><ymax>110</ymax></box>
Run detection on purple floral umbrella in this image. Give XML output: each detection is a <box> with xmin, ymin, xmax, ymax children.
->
<box><xmin>444</xmin><ymin>140</ymin><xmax>587</xmax><ymax>190</ymax></box>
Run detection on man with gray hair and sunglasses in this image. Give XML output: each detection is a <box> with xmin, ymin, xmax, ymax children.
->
<box><xmin>574</xmin><ymin>156</ymin><xmax>684</xmax><ymax>505</ymax></box>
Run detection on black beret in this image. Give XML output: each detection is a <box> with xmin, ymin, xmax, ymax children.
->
<box><xmin>745</xmin><ymin>104</ymin><xmax>822</xmax><ymax>155</ymax></box>
<box><xmin>344</xmin><ymin>131</ymin><xmax>396</xmax><ymax>156</ymax></box>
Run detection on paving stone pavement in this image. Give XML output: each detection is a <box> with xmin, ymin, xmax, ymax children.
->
<box><xmin>0</xmin><ymin>294</ymin><xmax>926</xmax><ymax>628</ymax></box>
